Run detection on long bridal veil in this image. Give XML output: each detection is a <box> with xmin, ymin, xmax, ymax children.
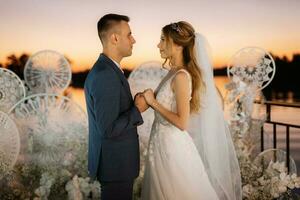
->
<box><xmin>187</xmin><ymin>33</ymin><xmax>242</xmax><ymax>200</ymax></box>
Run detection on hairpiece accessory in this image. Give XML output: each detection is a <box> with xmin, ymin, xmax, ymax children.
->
<box><xmin>171</xmin><ymin>23</ymin><xmax>182</xmax><ymax>33</ymax></box>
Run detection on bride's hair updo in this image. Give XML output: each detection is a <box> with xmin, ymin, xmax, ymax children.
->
<box><xmin>162</xmin><ymin>21</ymin><xmax>204</xmax><ymax>113</ymax></box>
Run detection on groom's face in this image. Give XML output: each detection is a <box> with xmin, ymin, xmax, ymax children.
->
<box><xmin>116</xmin><ymin>21</ymin><xmax>136</xmax><ymax>57</ymax></box>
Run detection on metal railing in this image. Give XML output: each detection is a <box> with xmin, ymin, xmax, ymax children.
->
<box><xmin>260</xmin><ymin>101</ymin><xmax>300</xmax><ymax>171</ymax></box>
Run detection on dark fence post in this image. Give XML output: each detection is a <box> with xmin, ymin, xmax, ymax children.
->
<box><xmin>286</xmin><ymin>126</ymin><xmax>290</xmax><ymax>172</ymax></box>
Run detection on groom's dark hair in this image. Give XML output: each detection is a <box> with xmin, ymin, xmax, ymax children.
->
<box><xmin>97</xmin><ymin>14</ymin><xmax>130</xmax><ymax>44</ymax></box>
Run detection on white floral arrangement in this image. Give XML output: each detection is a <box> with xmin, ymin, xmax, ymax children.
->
<box><xmin>0</xmin><ymin>96</ymin><xmax>100</xmax><ymax>199</ymax></box>
<box><xmin>65</xmin><ymin>175</ymin><xmax>101</xmax><ymax>200</ymax></box>
<box><xmin>0</xmin><ymin>150</ymin><xmax>10</xmax><ymax>177</ymax></box>
<box><xmin>225</xmin><ymin>77</ymin><xmax>300</xmax><ymax>199</ymax></box>
<box><xmin>0</xmin><ymin>139</ymin><xmax>100</xmax><ymax>200</ymax></box>
<box><xmin>243</xmin><ymin>161</ymin><xmax>300</xmax><ymax>199</ymax></box>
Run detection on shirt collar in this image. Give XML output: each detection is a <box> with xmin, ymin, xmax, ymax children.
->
<box><xmin>111</xmin><ymin>59</ymin><xmax>124</xmax><ymax>73</ymax></box>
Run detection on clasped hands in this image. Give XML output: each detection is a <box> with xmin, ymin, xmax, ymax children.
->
<box><xmin>134</xmin><ymin>89</ymin><xmax>156</xmax><ymax>113</ymax></box>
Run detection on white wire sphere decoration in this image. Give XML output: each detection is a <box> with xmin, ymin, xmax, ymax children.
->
<box><xmin>227</xmin><ymin>47</ymin><xmax>276</xmax><ymax>91</ymax></box>
<box><xmin>24</xmin><ymin>50</ymin><xmax>72</xmax><ymax>94</ymax></box>
<box><xmin>8</xmin><ymin>93</ymin><xmax>88</xmax><ymax>170</ymax></box>
<box><xmin>0</xmin><ymin>111</ymin><xmax>20</xmax><ymax>179</ymax></box>
<box><xmin>128</xmin><ymin>61</ymin><xmax>167</xmax><ymax>96</ymax></box>
<box><xmin>0</xmin><ymin>68</ymin><xmax>26</xmax><ymax>113</ymax></box>
<box><xmin>128</xmin><ymin>61</ymin><xmax>167</xmax><ymax>146</ymax></box>
<box><xmin>254</xmin><ymin>148</ymin><xmax>297</xmax><ymax>175</ymax></box>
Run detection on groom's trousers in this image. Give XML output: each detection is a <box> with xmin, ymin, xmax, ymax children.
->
<box><xmin>100</xmin><ymin>180</ymin><xmax>134</xmax><ymax>200</ymax></box>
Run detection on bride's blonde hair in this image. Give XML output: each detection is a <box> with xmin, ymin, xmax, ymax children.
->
<box><xmin>162</xmin><ymin>21</ymin><xmax>204</xmax><ymax>113</ymax></box>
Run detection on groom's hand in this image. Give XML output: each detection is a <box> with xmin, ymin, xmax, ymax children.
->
<box><xmin>134</xmin><ymin>92</ymin><xmax>149</xmax><ymax>113</ymax></box>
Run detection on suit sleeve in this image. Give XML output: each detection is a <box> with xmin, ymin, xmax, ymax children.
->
<box><xmin>92</xmin><ymin>70</ymin><xmax>143</xmax><ymax>139</ymax></box>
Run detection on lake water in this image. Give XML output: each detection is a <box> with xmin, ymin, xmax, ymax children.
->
<box><xmin>68</xmin><ymin>76</ymin><xmax>300</xmax><ymax>174</ymax></box>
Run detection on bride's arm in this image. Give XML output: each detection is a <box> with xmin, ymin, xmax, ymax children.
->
<box><xmin>144</xmin><ymin>71</ymin><xmax>191</xmax><ymax>131</ymax></box>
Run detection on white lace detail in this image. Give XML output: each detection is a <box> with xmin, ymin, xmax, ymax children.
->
<box><xmin>147</xmin><ymin>69</ymin><xmax>193</xmax><ymax>166</ymax></box>
<box><xmin>154</xmin><ymin>69</ymin><xmax>192</xmax><ymax>125</ymax></box>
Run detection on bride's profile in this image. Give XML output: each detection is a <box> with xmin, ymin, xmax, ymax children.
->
<box><xmin>140</xmin><ymin>21</ymin><xmax>242</xmax><ymax>200</ymax></box>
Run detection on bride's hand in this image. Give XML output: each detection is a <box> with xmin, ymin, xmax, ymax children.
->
<box><xmin>143</xmin><ymin>89</ymin><xmax>155</xmax><ymax>106</ymax></box>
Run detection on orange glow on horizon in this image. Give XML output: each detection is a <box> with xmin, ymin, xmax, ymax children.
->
<box><xmin>64</xmin><ymin>50</ymin><xmax>298</xmax><ymax>72</ymax></box>
<box><xmin>0</xmin><ymin>51</ymin><xmax>298</xmax><ymax>73</ymax></box>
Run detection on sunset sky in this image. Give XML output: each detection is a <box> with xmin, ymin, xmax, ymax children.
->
<box><xmin>0</xmin><ymin>0</ymin><xmax>299</xmax><ymax>72</ymax></box>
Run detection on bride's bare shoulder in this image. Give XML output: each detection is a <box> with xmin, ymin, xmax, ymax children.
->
<box><xmin>171</xmin><ymin>69</ymin><xmax>191</xmax><ymax>92</ymax></box>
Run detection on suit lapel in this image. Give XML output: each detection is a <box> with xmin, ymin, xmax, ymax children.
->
<box><xmin>99</xmin><ymin>54</ymin><xmax>132</xmax><ymax>100</ymax></box>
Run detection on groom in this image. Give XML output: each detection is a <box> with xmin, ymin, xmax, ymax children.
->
<box><xmin>84</xmin><ymin>14</ymin><xmax>148</xmax><ymax>200</ymax></box>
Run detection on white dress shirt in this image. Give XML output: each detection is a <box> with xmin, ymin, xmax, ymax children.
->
<box><xmin>111</xmin><ymin>59</ymin><xmax>124</xmax><ymax>74</ymax></box>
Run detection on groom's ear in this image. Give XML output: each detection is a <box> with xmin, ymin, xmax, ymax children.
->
<box><xmin>110</xmin><ymin>33</ymin><xmax>118</xmax><ymax>45</ymax></box>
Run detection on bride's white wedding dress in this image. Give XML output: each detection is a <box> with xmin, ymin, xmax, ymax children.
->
<box><xmin>141</xmin><ymin>69</ymin><xmax>219</xmax><ymax>200</ymax></box>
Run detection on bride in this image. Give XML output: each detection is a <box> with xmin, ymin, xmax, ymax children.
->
<box><xmin>140</xmin><ymin>21</ymin><xmax>242</xmax><ymax>200</ymax></box>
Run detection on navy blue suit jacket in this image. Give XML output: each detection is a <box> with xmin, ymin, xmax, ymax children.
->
<box><xmin>84</xmin><ymin>54</ymin><xmax>143</xmax><ymax>181</ymax></box>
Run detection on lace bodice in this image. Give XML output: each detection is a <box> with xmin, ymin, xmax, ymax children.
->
<box><xmin>154</xmin><ymin>69</ymin><xmax>192</xmax><ymax>126</ymax></box>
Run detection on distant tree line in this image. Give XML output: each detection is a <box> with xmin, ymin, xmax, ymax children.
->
<box><xmin>1</xmin><ymin>52</ymin><xmax>299</xmax><ymax>101</ymax></box>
